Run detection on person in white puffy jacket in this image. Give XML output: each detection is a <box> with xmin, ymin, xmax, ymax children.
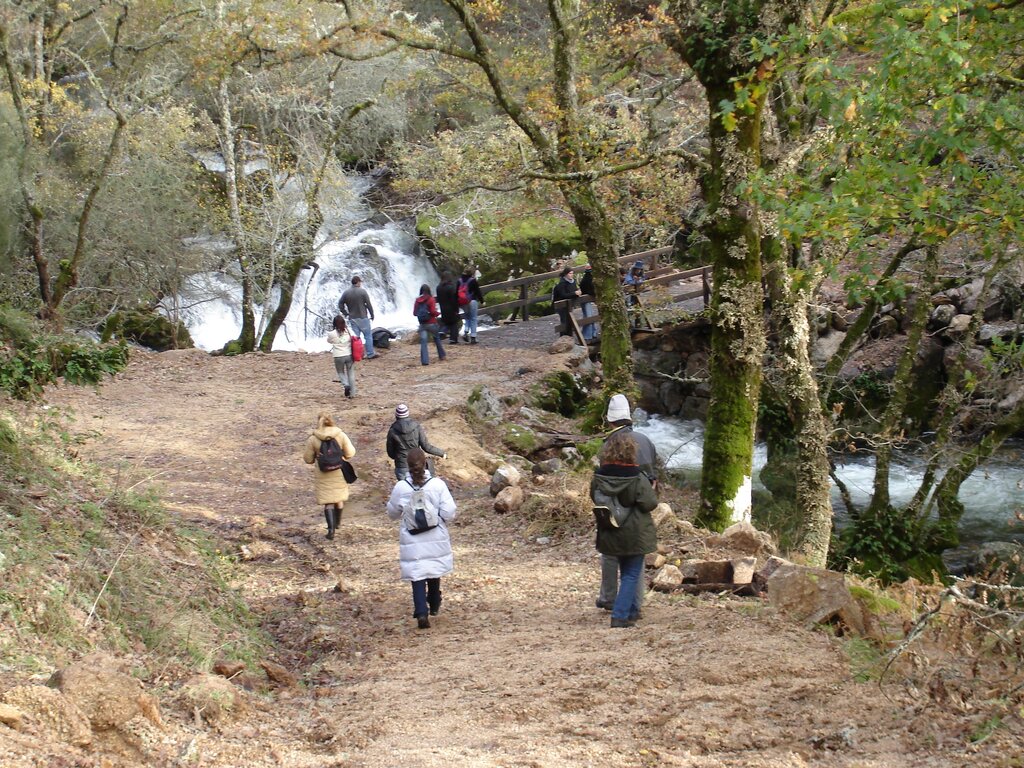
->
<box><xmin>385</xmin><ymin>448</ymin><xmax>458</xmax><ymax>629</ymax></box>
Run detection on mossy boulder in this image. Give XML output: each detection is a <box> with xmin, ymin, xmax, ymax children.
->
<box><xmin>501</xmin><ymin>423</ymin><xmax>542</xmax><ymax>456</ymax></box>
<box><xmin>101</xmin><ymin>310</ymin><xmax>193</xmax><ymax>352</ymax></box>
<box><xmin>531</xmin><ymin>371</ymin><xmax>587</xmax><ymax>417</ymax></box>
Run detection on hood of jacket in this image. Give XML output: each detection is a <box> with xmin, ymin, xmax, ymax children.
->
<box><xmin>592</xmin><ymin>467</ymin><xmax>645</xmax><ymax>507</ymax></box>
<box><xmin>313</xmin><ymin>425</ymin><xmax>344</xmax><ymax>442</ymax></box>
<box><xmin>390</xmin><ymin>418</ymin><xmax>418</xmax><ymax>439</ymax></box>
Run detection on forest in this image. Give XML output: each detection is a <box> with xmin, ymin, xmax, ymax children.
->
<box><xmin>1</xmin><ymin>1</ymin><xmax>1023</xmax><ymax>765</ymax></box>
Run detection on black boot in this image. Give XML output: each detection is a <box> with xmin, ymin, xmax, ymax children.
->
<box><xmin>324</xmin><ymin>507</ymin><xmax>335</xmax><ymax>540</ymax></box>
<box><xmin>332</xmin><ymin>506</ymin><xmax>342</xmax><ymax>532</ymax></box>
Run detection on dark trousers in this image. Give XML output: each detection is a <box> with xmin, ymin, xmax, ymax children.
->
<box><xmin>411</xmin><ymin>578</ymin><xmax>442</xmax><ymax>618</ymax></box>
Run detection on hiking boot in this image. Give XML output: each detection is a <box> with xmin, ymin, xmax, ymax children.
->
<box><xmin>462</xmin><ymin>333</ymin><xmax>469</xmax><ymax>342</ymax></box>
<box><xmin>416</xmin><ymin>616</ymin><xmax>431</xmax><ymax>630</ymax></box>
<box><xmin>610</xmin><ymin>618</ymin><xmax>636</xmax><ymax>628</ymax></box>
<box><xmin>470</xmin><ymin>337</ymin><xmax>478</xmax><ymax>344</ymax></box>
<box><xmin>344</xmin><ymin>386</ymin><xmax>351</xmax><ymax>398</ymax></box>
<box><xmin>595</xmin><ymin>599</ymin><xmax>613</xmax><ymax>611</ymax></box>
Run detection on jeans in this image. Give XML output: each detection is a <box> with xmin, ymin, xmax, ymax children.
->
<box><xmin>350</xmin><ymin>316</ymin><xmax>374</xmax><ymax>358</ymax></box>
<box><xmin>419</xmin><ymin>323</ymin><xmax>446</xmax><ymax>365</ymax></box>
<box><xmin>411</xmin><ymin>578</ymin><xmax>442</xmax><ymax>618</ymax></box>
<box><xmin>581</xmin><ymin>301</ymin><xmax>598</xmax><ymax>340</ymax></box>
<box><xmin>599</xmin><ymin>553</ymin><xmax>645</xmax><ymax>613</ymax></box>
<box><xmin>464</xmin><ymin>299</ymin><xmax>479</xmax><ymax>338</ymax></box>
<box><xmin>610</xmin><ymin>555</ymin><xmax>644</xmax><ymax>621</ymax></box>
<box><xmin>333</xmin><ymin>355</ymin><xmax>355</xmax><ymax>396</ymax></box>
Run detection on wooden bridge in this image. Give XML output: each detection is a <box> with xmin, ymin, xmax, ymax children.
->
<box><xmin>475</xmin><ymin>246</ymin><xmax>710</xmax><ymax>346</ymax></box>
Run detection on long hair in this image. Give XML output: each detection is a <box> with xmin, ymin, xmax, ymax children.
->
<box><xmin>419</xmin><ymin>284</ymin><xmax>432</xmax><ymax>296</ymax></box>
<box><xmin>332</xmin><ymin>314</ymin><xmax>347</xmax><ymax>333</ymax></box>
<box><xmin>600</xmin><ymin>433</ymin><xmax>637</xmax><ymax>465</ymax></box>
<box><xmin>317</xmin><ymin>410</ymin><xmax>335</xmax><ymax>429</ymax></box>
<box><xmin>407</xmin><ymin>447</ymin><xmax>427</xmax><ymax>485</ymax></box>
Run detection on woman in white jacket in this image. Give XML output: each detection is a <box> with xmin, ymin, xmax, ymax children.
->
<box><xmin>327</xmin><ymin>314</ymin><xmax>355</xmax><ymax>398</ymax></box>
<box><xmin>385</xmin><ymin>448</ymin><xmax>458</xmax><ymax>629</ymax></box>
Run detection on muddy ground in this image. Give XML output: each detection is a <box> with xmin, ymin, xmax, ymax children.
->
<box><xmin>12</xmin><ymin>321</ymin><xmax>1014</xmax><ymax>767</ymax></box>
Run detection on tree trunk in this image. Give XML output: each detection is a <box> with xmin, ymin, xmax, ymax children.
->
<box><xmin>694</xmin><ymin>82</ymin><xmax>767</xmax><ymax>530</ymax></box>
<box><xmin>217</xmin><ymin>79</ymin><xmax>255</xmax><ymax>353</ymax></box>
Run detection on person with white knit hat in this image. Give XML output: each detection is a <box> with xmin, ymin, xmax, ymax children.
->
<box><xmin>386</xmin><ymin>403</ymin><xmax>447</xmax><ymax>481</ymax></box>
<box><xmin>595</xmin><ymin>393</ymin><xmax>660</xmax><ymax>618</ymax></box>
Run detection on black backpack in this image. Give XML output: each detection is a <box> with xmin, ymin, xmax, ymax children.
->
<box><xmin>317</xmin><ymin>437</ymin><xmax>345</xmax><ymax>472</ymax></box>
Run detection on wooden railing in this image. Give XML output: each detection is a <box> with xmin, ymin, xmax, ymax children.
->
<box><xmin>477</xmin><ymin>246</ymin><xmax>711</xmax><ymax>343</ymax></box>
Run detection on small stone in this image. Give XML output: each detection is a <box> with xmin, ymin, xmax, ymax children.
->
<box><xmin>532</xmin><ymin>458</ymin><xmax>561</xmax><ymax>475</ymax></box>
<box><xmin>333</xmin><ymin>577</ymin><xmax>354</xmax><ymax>593</ymax></box>
<box><xmin>944</xmin><ymin>313</ymin><xmax>972</xmax><ymax>335</ymax></box>
<box><xmin>181</xmin><ymin>674</ymin><xmax>247</xmax><ymax>725</ymax></box>
<box><xmin>536</xmin><ymin>537</ymin><xmax>551</xmax><ymax>545</ymax></box>
<box><xmin>652</xmin><ymin>565</ymin><xmax>683</xmax><ymax>592</ymax></box>
<box><xmin>259</xmin><ymin>660</ymin><xmax>297</xmax><ymax>688</ymax></box>
<box><xmin>489</xmin><ymin>465</ymin><xmax>521</xmax><ymax>496</ymax></box>
<box><xmin>212</xmin><ymin>661</ymin><xmax>246</xmax><ymax>679</ymax></box>
<box><xmin>731</xmin><ymin>557</ymin><xmax>757</xmax><ymax>585</ymax></box>
<box><xmin>494</xmin><ymin>485</ymin><xmax>525</xmax><ymax>514</ymax></box>
<box><xmin>0</xmin><ymin>703</ymin><xmax>25</xmax><ymax>730</ymax></box>
<box><xmin>645</xmin><ymin>553</ymin><xmax>667</xmax><ymax>569</ymax></box>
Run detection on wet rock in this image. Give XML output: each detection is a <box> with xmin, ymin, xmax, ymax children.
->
<box><xmin>490</xmin><ymin>465</ymin><xmax>522</xmax><ymax>496</ymax></box>
<box><xmin>652</xmin><ymin>565</ymin><xmax>683</xmax><ymax>592</ymax></box>
<box><xmin>1</xmin><ymin>685</ymin><xmax>92</xmax><ymax>746</ymax></box>
<box><xmin>48</xmin><ymin>652</ymin><xmax>150</xmax><ymax>731</ymax></box>
<box><xmin>181</xmin><ymin>674</ymin><xmax>248</xmax><ymax>726</ymax></box>
<box><xmin>767</xmin><ymin>564</ymin><xmax>864</xmax><ymax>634</ymax></box>
<box><xmin>494</xmin><ymin>485</ymin><xmax>525</xmax><ymax>514</ymax></box>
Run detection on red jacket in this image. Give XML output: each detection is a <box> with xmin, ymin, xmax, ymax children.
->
<box><xmin>414</xmin><ymin>295</ymin><xmax>439</xmax><ymax>324</ymax></box>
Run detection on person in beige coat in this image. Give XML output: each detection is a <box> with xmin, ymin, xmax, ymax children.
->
<box><xmin>302</xmin><ymin>411</ymin><xmax>356</xmax><ymax>540</ymax></box>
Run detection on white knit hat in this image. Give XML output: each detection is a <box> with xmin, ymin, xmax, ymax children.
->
<box><xmin>605</xmin><ymin>394</ymin><xmax>631</xmax><ymax>422</ymax></box>
<box><xmin>395</xmin><ymin>403</ymin><xmax>410</xmax><ymax>419</ymax></box>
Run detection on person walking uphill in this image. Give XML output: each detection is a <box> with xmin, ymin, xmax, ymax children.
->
<box><xmin>436</xmin><ymin>272</ymin><xmax>462</xmax><ymax>344</ymax></box>
<box><xmin>338</xmin><ymin>275</ymin><xmax>377</xmax><ymax>359</ymax></box>
<box><xmin>302</xmin><ymin>411</ymin><xmax>356</xmax><ymax>540</ymax></box>
<box><xmin>413</xmin><ymin>284</ymin><xmax>446</xmax><ymax>366</ymax></box>
<box><xmin>596</xmin><ymin>393</ymin><xmax>661</xmax><ymax>613</ymax></box>
<box><xmin>591</xmin><ymin>434</ymin><xmax>659</xmax><ymax>628</ymax></box>
<box><xmin>386</xmin><ymin>448</ymin><xmax>458</xmax><ymax>630</ymax></box>
<box><xmin>327</xmin><ymin>315</ymin><xmax>356</xmax><ymax>398</ymax></box>
<box><xmin>387</xmin><ymin>404</ymin><xmax>446</xmax><ymax>481</ymax></box>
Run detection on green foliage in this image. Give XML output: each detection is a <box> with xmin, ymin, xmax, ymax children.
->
<box><xmin>842</xmin><ymin>636</ymin><xmax>885</xmax><ymax>683</ymax></box>
<box><xmin>531</xmin><ymin>371</ymin><xmax>587</xmax><ymax>417</ymax></box>
<box><xmin>101</xmin><ymin>309</ymin><xmax>193</xmax><ymax>352</ymax></box>
<box><xmin>501</xmin><ymin>423</ymin><xmax>541</xmax><ymax>456</ymax></box>
<box><xmin>832</xmin><ymin>505</ymin><xmax>945</xmax><ymax>584</ymax></box>
<box><xmin>577</xmin><ymin>437</ymin><xmax>604</xmax><ymax>462</ymax></box>
<box><xmin>0</xmin><ymin>307</ymin><xmax>129</xmax><ymax>399</ymax></box>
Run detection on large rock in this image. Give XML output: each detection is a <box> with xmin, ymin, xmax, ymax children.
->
<box><xmin>716</xmin><ymin>522</ymin><xmax>776</xmax><ymax>555</ymax></box>
<box><xmin>652</xmin><ymin>565</ymin><xmax>683</xmax><ymax>592</ymax></box>
<box><xmin>494</xmin><ymin>485</ymin><xmax>525</xmax><ymax>514</ymax></box>
<box><xmin>731</xmin><ymin>557</ymin><xmax>757</xmax><ymax>585</ymax></box>
<box><xmin>467</xmin><ymin>386</ymin><xmax>504</xmax><ymax>423</ymax></box>
<box><xmin>548</xmin><ymin>336</ymin><xmax>576</xmax><ymax>354</ymax></box>
<box><xmin>1</xmin><ymin>685</ymin><xmax>92</xmax><ymax>746</ymax></box>
<box><xmin>180</xmin><ymin>674</ymin><xmax>248</xmax><ymax>726</ymax></box>
<box><xmin>650</xmin><ymin>503</ymin><xmax>678</xmax><ymax>531</ymax></box>
<box><xmin>489</xmin><ymin>465</ymin><xmax>522</xmax><ymax>496</ymax></box>
<box><xmin>767</xmin><ymin>564</ymin><xmax>864</xmax><ymax>633</ymax></box>
<box><xmin>48</xmin><ymin>652</ymin><xmax>154</xmax><ymax>731</ymax></box>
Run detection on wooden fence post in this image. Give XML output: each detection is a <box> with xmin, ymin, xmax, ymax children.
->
<box><xmin>520</xmin><ymin>284</ymin><xmax>530</xmax><ymax>321</ymax></box>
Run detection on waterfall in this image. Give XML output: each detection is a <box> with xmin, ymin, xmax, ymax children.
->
<box><xmin>167</xmin><ymin>174</ymin><xmax>440</xmax><ymax>352</ymax></box>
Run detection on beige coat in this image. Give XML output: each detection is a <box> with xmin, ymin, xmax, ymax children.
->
<box><xmin>303</xmin><ymin>426</ymin><xmax>356</xmax><ymax>505</ymax></box>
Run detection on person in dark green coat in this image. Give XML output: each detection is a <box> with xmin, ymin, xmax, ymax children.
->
<box><xmin>590</xmin><ymin>434</ymin><xmax>659</xmax><ymax>628</ymax></box>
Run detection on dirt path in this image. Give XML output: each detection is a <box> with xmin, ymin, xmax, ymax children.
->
<box><xmin>46</xmin><ymin>327</ymin><xmax>983</xmax><ymax>767</ymax></box>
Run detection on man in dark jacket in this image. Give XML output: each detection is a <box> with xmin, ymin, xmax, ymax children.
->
<box><xmin>435</xmin><ymin>272</ymin><xmax>462</xmax><ymax>344</ymax></box>
<box><xmin>458</xmin><ymin>267</ymin><xmax>485</xmax><ymax>344</ymax></box>
<box><xmin>338</xmin><ymin>275</ymin><xmax>377</xmax><ymax>359</ymax></box>
<box><xmin>551</xmin><ymin>266</ymin><xmax>581</xmax><ymax>337</ymax></box>
<box><xmin>386</xmin><ymin>403</ymin><xmax>446</xmax><ymax>480</ymax></box>
<box><xmin>596</xmin><ymin>393</ymin><xmax>661</xmax><ymax>614</ymax></box>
